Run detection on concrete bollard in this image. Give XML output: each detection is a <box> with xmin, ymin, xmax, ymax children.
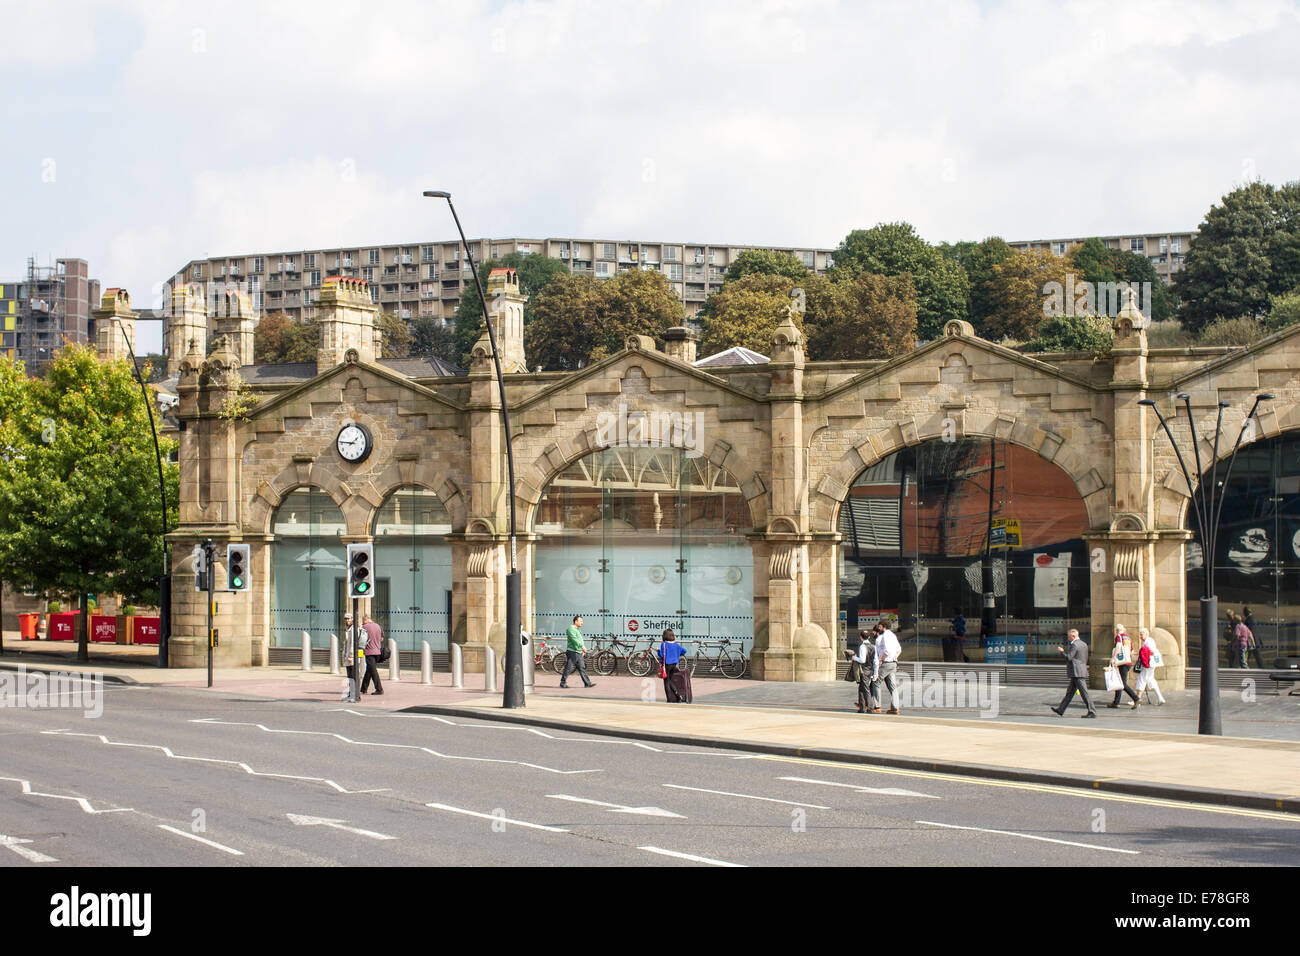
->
<box><xmin>451</xmin><ymin>643</ymin><xmax>463</xmax><ymax>688</ymax></box>
<box><xmin>420</xmin><ymin>641</ymin><xmax>432</xmax><ymax>685</ymax></box>
<box><xmin>301</xmin><ymin>631</ymin><xmax>312</xmax><ymax>671</ymax></box>
<box><xmin>484</xmin><ymin>646</ymin><xmax>497</xmax><ymax>692</ymax></box>
<box><xmin>388</xmin><ymin>640</ymin><xmax>400</xmax><ymax>681</ymax></box>
<box><xmin>329</xmin><ymin>634</ymin><xmax>340</xmax><ymax>676</ymax></box>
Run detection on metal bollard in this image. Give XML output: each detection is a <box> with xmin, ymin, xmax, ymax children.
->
<box><xmin>451</xmin><ymin>643</ymin><xmax>463</xmax><ymax>688</ymax></box>
<box><xmin>522</xmin><ymin>632</ymin><xmax>534</xmax><ymax>695</ymax></box>
<box><xmin>301</xmin><ymin>631</ymin><xmax>312</xmax><ymax>671</ymax></box>
<box><xmin>420</xmin><ymin>641</ymin><xmax>432</xmax><ymax>685</ymax></box>
<box><xmin>387</xmin><ymin>640</ymin><xmax>400</xmax><ymax>681</ymax></box>
<box><xmin>484</xmin><ymin>646</ymin><xmax>497</xmax><ymax>692</ymax></box>
<box><xmin>329</xmin><ymin>634</ymin><xmax>340</xmax><ymax>676</ymax></box>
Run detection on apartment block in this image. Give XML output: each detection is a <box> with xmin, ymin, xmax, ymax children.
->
<box><xmin>1007</xmin><ymin>232</ymin><xmax>1193</xmax><ymax>283</ymax></box>
<box><xmin>0</xmin><ymin>257</ymin><xmax>100</xmax><ymax>368</ymax></box>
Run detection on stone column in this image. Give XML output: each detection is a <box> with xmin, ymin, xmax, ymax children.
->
<box><xmin>166</xmin><ymin>284</ymin><xmax>207</xmax><ymax>376</ymax></box>
<box><xmin>317</xmin><ymin>277</ymin><xmax>378</xmax><ymax>373</ymax></box>
<box><xmin>662</xmin><ymin>326</ymin><xmax>698</xmax><ymax>364</ymax></box>
<box><xmin>92</xmin><ymin>288</ymin><xmax>136</xmax><ymax>363</ymax></box>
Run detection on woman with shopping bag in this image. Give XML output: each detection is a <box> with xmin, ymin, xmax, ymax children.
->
<box><xmin>1133</xmin><ymin>626</ymin><xmax>1167</xmax><ymax>705</ymax></box>
<box><xmin>659</xmin><ymin>629</ymin><xmax>692</xmax><ymax>703</ymax></box>
<box><xmin>1107</xmin><ymin>624</ymin><xmax>1141</xmax><ymax>709</ymax></box>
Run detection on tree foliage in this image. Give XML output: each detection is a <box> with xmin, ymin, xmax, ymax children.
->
<box><xmin>408</xmin><ymin>316</ymin><xmax>461</xmax><ymax>366</ymax></box>
<box><xmin>1067</xmin><ymin>238</ymin><xmax>1173</xmax><ymax>322</ymax></box>
<box><xmin>982</xmin><ymin>250</ymin><xmax>1074</xmax><ymax>342</ymax></box>
<box><xmin>1022</xmin><ymin>313</ymin><xmax>1114</xmax><ymax>355</ymax></box>
<box><xmin>1174</xmin><ymin>180</ymin><xmax>1300</xmax><ymax>333</ymax></box>
<box><xmin>452</xmin><ymin>252</ymin><xmax>571</xmax><ymax>364</ymax></box>
<box><xmin>254</xmin><ymin>311</ymin><xmax>318</xmax><ymax>364</ymax></box>
<box><xmin>806</xmin><ymin>273</ymin><xmax>917</xmax><ymax>360</ymax></box>
<box><xmin>831</xmin><ymin>222</ymin><xmax>969</xmax><ymax>339</ymax></box>
<box><xmin>697</xmin><ymin>274</ymin><xmax>800</xmax><ymax>356</ymax></box>
<box><xmin>0</xmin><ymin>346</ymin><xmax>179</xmax><ymax>660</ymax></box>
<box><xmin>375</xmin><ymin>311</ymin><xmax>410</xmax><ymax>359</ymax></box>
<box><xmin>723</xmin><ymin>249</ymin><xmax>810</xmax><ymax>282</ymax></box>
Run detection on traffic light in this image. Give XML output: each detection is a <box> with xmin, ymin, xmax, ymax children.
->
<box><xmin>347</xmin><ymin>543</ymin><xmax>374</xmax><ymax>598</ymax></box>
<box><xmin>226</xmin><ymin>543</ymin><xmax>250</xmax><ymax>592</ymax></box>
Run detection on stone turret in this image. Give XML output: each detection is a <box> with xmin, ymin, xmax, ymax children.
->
<box><xmin>93</xmin><ymin>288</ymin><xmax>137</xmax><ymax>363</ymax></box>
<box><xmin>317</xmin><ymin>276</ymin><xmax>378</xmax><ymax>372</ymax></box>
<box><xmin>216</xmin><ymin>289</ymin><xmax>256</xmax><ymax>367</ymax></box>
<box><xmin>477</xmin><ymin>267</ymin><xmax>527</xmax><ymax>372</ymax></box>
<box><xmin>662</xmin><ymin>326</ymin><xmax>698</xmax><ymax>364</ymax></box>
<box><xmin>167</xmin><ymin>284</ymin><xmax>208</xmax><ymax>375</ymax></box>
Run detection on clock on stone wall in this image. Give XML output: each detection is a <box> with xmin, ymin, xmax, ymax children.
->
<box><xmin>336</xmin><ymin>422</ymin><xmax>373</xmax><ymax>464</ymax></box>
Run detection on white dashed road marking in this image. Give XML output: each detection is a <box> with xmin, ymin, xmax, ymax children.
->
<box><xmin>663</xmin><ymin>784</ymin><xmax>829</xmax><ymax>809</ymax></box>
<box><xmin>424</xmin><ymin>802</ymin><xmax>569</xmax><ymax>833</ymax></box>
<box><xmin>545</xmin><ymin>794</ymin><xmax>684</xmax><ymax>818</ymax></box>
<box><xmin>779</xmin><ymin>776</ymin><xmax>940</xmax><ymax>798</ymax></box>
<box><xmin>637</xmin><ymin>845</ymin><xmax>745</xmax><ymax>867</ymax></box>
<box><xmin>156</xmin><ymin>825</ymin><xmax>245</xmax><ymax>856</ymax></box>
<box><xmin>915</xmin><ymin>820</ymin><xmax>1141</xmax><ymax>854</ymax></box>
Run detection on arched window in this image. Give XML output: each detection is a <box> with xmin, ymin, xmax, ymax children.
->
<box><xmin>533</xmin><ymin>446</ymin><xmax>753</xmax><ymax>651</ymax></box>
<box><xmin>839</xmin><ymin>438</ymin><xmax>1090</xmax><ymax>664</ymax></box>
<box><xmin>372</xmin><ymin>488</ymin><xmax>453</xmax><ymax>652</ymax></box>
<box><xmin>271</xmin><ymin>487</ymin><xmax>346</xmax><ymax>649</ymax></box>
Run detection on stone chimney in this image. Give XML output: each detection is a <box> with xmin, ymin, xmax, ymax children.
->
<box><xmin>216</xmin><ymin>289</ymin><xmax>256</xmax><ymax>367</ymax></box>
<box><xmin>94</xmin><ymin>288</ymin><xmax>137</xmax><ymax>363</ymax></box>
<box><xmin>662</xmin><ymin>326</ymin><xmax>698</xmax><ymax>364</ymax></box>
<box><xmin>167</xmin><ymin>283</ymin><xmax>208</xmax><ymax>375</ymax></box>
<box><xmin>317</xmin><ymin>276</ymin><xmax>378</xmax><ymax>373</ymax></box>
<box><xmin>481</xmin><ymin>267</ymin><xmax>527</xmax><ymax>372</ymax></box>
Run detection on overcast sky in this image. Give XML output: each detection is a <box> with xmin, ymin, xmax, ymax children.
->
<box><xmin>5</xmin><ymin>0</ymin><xmax>1299</xmax><ymax>353</ymax></box>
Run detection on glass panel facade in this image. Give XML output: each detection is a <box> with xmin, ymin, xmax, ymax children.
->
<box><xmin>839</xmin><ymin>439</ymin><xmax>1090</xmax><ymax>663</ymax></box>
<box><xmin>271</xmin><ymin>487</ymin><xmax>346</xmax><ymax>648</ymax></box>
<box><xmin>1185</xmin><ymin>433</ymin><xmax>1300</xmax><ymax>666</ymax></box>
<box><xmin>533</xmin><ymin>447</ymin><xmax>753</xmax><ymax>653</ymax></box>
<box><xmin>372</xmin><ymin>488</ymin><xmax>453</xmax><ymax>652</ymax></box>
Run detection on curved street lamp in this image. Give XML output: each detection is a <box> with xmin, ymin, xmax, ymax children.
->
<box><xmin>113</xmin><ymin>318</ymin><xmax>172</xmax><ymax>667</ymax></box>
<box><xmin>1138</xmin><ymin>391</ymin><xmax>1271</xmax><ymax>735</ymax></box>
<box><xmin>423</xmin><ymin>191</ymin><xmax>523</xmax><ymax>709</ymax></box>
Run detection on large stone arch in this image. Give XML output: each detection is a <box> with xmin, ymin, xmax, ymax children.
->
<box><xmin>814</xmin><ymin>410</ymin><xmax>1110</xmax><ymax>533</ymax></box>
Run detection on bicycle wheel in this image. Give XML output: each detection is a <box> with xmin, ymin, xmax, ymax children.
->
<box><xmin>720</xmin><ymin>650</ymin><xmax>747</xmax><ymax>679</ymax></box>
<box><xmin>627</xmin><ymin>649</ymin><xmax>654</xmax><ymax>677</ymax></box>
<box><xmin>551</xmin><ymin>648</ymin><xmax>570</xmax><ymax>674</ymax></box>
<box><xmin>593</xmin><ymin>650</ymin><xmax>616</xmax><ymax>676</ymax></box>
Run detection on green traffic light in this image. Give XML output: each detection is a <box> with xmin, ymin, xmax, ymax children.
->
<box><xmin>232</xmin><ymin>576</ymin><xmax>244</xmax><ymax>588</ymax></box>
<box><xmin>356</xmin><ymin>582</ymin><xmax>370</xmax><ymax>594</ymax></box>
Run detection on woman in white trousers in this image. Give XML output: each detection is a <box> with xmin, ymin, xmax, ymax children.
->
<box><xmin>1134</xmin><ymin>626</ymin><xmax>1167</xmax><ymax>705</ymax></box>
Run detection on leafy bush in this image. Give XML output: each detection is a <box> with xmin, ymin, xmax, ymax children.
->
<box><xmin>47</xmin><ymin>600</ymin><xmax>62</xmax><ymax>614</ymax></box>
<box><xmin>1146</xmin><ymin>320</ymin><xmax>1195</xmax><ymax>348</ymax></box>
<box><xmin>1196</xmin><ymin>317</ymin><xmax>1267</xmax><ymax>347</ymax></box>
<box><xmin>1022</xmin><ymin>313</ymin><xmax>1113</xmax><ymax>355</ymax></box>
<box><xmin>1265</xmin><ymin>290</ymin><xmax>1300</xmax><ymax>333</ymax></box>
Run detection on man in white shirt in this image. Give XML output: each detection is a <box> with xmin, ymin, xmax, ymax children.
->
<box><xmin>871</xmin><ymin>621</ymin><xmax>904</xmax><ymax>714</ymax></box>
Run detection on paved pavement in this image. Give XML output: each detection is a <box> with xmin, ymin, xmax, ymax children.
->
<box><xmin>3</xmin><ymin>684</ymin><xmax>1298</xmax><ymax>867</ymax></box>
<box><xmin>4</xmin><ymin>642</ymin><xmax>1299</xmax><ymax>812</ymax></box>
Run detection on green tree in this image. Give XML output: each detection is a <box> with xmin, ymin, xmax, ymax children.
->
<box><xmin>805</xmin><ymin>273</ymin><xmax>917</xmax><ymax>361</ymax></box>
<box><xmin>1174</xmin><ymin>180</ymin><xmax>1300</xmax><ymax>333</ymax></box>
<box><xmin>723</xmin><ymin>249</ymin><xmax>810</xmax><ymax>282</ymax></box>
<box><xmin>942</xmin><ymin>237</ymin><xmax>1015</xmax><ymax>334</ymax></box>
<box><xmin>0</xmin><ymin>346</ymin><xmax>179</xmax><ymax>661</ymax></box>
<box><xmin>697</xmin><ymin>274</ymin><xmax>798</xmax><ymax>356</ymax></box>
<box><xmin>408</xmin><ymin>316</ymin><xmax>461</xmax><ymax>367</ymax></box>
<box><xmin>983</xmin><ymin>250</ymin><xmax>1073</xmax><ymax>342</ymax></box>
<box><xmin>591</xmin><ymin>268</ymin><xmax>684</xmax><ymax>361</ymax></box>
<box><xmin>1022</xmin><ymin>313</ymin><xmax>1114</xmax><ymax>355</ymax></box>
<box><xmin>375</xmin><ymin>311</ymin><xmax>411</xmax><ymax>359</ymax></box>
<box><xmin>832</xmin><ymin>222</ymin><xmax>969</xmax><ymax>339</ymax></box>
<box><xmin>254</xmin><ymin>311</ymin><xmax>318</xmax><ymax>364</ymax></box>
<box><xmin>452</xmin><ymin>253</ymin><xmax>571</xmax><ymax>363</ymax></box>
<box><xmin>521</xmin><ymin>273</ymin><xmax>604</xmax><ymax>371</ymax></box>
<box><xmin>1266</xmin><ymin>289</ymin><xmax>1300</xmax><ymax>332</ymax></box>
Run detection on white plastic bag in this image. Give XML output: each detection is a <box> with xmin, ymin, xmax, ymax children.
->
<box><xmin>1104</xmin><ymin>666</ymin><xmax>1123</xmax><ymax>692</ymax></box>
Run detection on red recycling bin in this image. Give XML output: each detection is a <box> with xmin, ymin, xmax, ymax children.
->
<box><xmin>132</xmin><ymin>616</ymin><xmax>160</xmax><ymax>645</ymax></box>
<box><xmin>50</xmin><ymin>612</ymin><xmax>78</xmax><ymax>641</ymax></box>
<box><xmin>90</xmin><ymin>614</ymin><xmax>118</xmax><ymax>644</ymax></box>
<box><xmin>18</xmin><ymin>613</ymin><xmax>39</xmax><ymax>640</ymax></box>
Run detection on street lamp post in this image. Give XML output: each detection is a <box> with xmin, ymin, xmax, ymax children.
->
<box><xmin>423</xmin><ymin>191</ymin><xmax>523</xmax><ymax>709</ymax></box>
<box><xmin>1138</xmin><ymin>391</ymin><xmax>1271</xmax><ymax>735</ymax></box>
<box><xmin>114</xmin><ymin>318</ymin><xmax>172</xmax><ymax>668</ymax></box>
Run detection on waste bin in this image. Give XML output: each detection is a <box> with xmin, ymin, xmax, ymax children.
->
<box><xmin>18</xmin><ymin>613</ymin><xmax>39</xmax><ymax>640</ymax></box>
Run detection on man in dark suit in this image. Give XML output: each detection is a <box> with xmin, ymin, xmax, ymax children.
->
<box><xmin>1052</xmin><ymin>628</ymin><xmax>1096</xmax><ymax>718</ymax></box>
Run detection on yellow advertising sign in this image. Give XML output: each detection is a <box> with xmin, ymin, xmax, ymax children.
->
<box><xmin>989</xmin><ymin>517</ymin><xmax>1021</xmax><ymax>549</ymax></box>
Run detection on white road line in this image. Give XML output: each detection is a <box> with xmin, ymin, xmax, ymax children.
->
<box><xmin>663</xmin><ymin>784</ymin><xmax>829</xmax><ymax>809</ymax></box>
<box><xmin>0</xmin><ymin>775</ymin><xmax>134</xmax><ymax>814</ymax></box>
<box><xmin>0</xmin><ymin>833</ymin><xmax>58</xmax><ymax>864</ymax></box>
<box><xmin>915</xmin><ymin>820</ymin><xmax>1141</xmax><ymax>855</ymax></box>
<box><xmin>779</xmin><ymin>775</ymin><xmax>940</xmax><ymax>798</ymax></box>
<box><xmin>40</xmin><ymin>731</ymin><xmax>388</xmax><ymax>794</ymax></box>
<box><xmin>425</xmin><ymin>802</ymin><xmax>569</xmax><ymax>833</ymax></box>
<box><xmin>156</xmin><ymin>825</ymin><xmax>244</xmax><ymax>856</ymax></box>
<box><xmin>637</xmin><ymin>845</ymin><xmax>745</xmax><ymax>867</ymax></box>
<box><xmin>286</xmin><ymin>813</ymin><xmax>395</xmax><ymax>840</ymax></box>
<box><xmin>546</xmin><ymin>794</ymin><xmax>684</xmax><ymax>818</ymax></box>
<box><xmin>188</xmin><ymin>719</ymin><xmax>601</xmax><ymax>775</ymax></box>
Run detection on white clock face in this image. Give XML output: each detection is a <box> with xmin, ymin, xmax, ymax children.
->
<box><xmin>337</xmin><ymin>424</ymin><xmax>370</xmax><ymax>462</ymax></box>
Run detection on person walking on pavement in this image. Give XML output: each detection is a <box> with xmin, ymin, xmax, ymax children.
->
<box><xmin>1224</xmin><ymin>613</ymin><xmax>1244</xmax><ymax>668</ymax></box>
<box><xmin>1108</xmin><ymin>624</ymin><xmax>1140</xmax><ymax>709</ymax></box>
<box><xmin>944</xmin><ymin>608</ymin><xmax>969</xmax><ymax>663</ymax></box>
<box><xmin>559</xmin><ymin>615</ymin><xmax>596</xmax><ymax>689</ymax></box>
<box><xmin>1052</xmin><ymin>628</ymin><xmax>1096</xmax><ymax>717</ymax></box>
<box><xmin>359</xmin><ymin>613</ymin><xmax>384</xmax><ymax>696</ymax></box>
<box><xmin>850</xmin><ymin>628</ymin><xmax>876</xmax><ymax>713</ymax></box>
<box><xmin>341</xmin><ymin>612</ymin><xmax>363</xmax><ymax>700</ymax></box>
<box><xmin>1133</xmin><ymin>626</ymin><xmax>1166</xmax><ymax>705</ymax></box>
<box><xmin>659</xmin><ymin>628</ymin><xmax>692</xmax><ymax>703</ymax></box>
<box><xmin>1243</xmin><ymin>607</ymin><xmax>1265</xmax><ymax>669</ymax></box>
<box><xmin>871</xmin><ymin>621</ymin><xmax>903</xmax><ymax>714</ymax></box>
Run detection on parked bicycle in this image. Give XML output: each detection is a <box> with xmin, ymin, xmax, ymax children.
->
<box><xmin>593</xmin><ymin>635</ymin><xmax>644</xmax><ymax>676</ymax></box>
<box><xmin>684</xmin><ymin>637</ymin><xmax>748</xmax><ymax>679</ymax></box>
